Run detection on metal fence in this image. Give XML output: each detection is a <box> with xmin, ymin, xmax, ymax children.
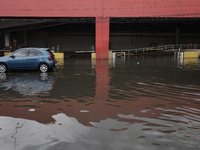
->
<box><xmin>111</xmin><ymin>44</ymin><xmax>200</xmax><ymax>54</ymax></box>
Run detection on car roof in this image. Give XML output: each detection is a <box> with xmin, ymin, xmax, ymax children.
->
<box><xmin>18</xmin><ymin>47</ymin><xmax>50</xmax><ymax>51</ymax></box>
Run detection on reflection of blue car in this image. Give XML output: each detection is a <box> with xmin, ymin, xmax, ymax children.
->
<box><xmin>0</xmin><ymin>48</ymin><xmax>57</xmax><ymax>73</ymax></box>
<box><xmin>0</xmin><ymin>73</ymin><xmax>54</xmax><ymax>96</ymax></box>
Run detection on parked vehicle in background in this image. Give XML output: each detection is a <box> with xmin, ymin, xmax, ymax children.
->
<box><xmin>0</xmin><ymin>48</ymin><xmax>57</xmax><ymax>73</ymax></box>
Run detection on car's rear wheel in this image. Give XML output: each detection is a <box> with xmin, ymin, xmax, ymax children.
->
<box><xmin>0</xmin><ymin>63</ymin><xmax>7</xmax><ymax>73</ymax></box>
<box><xmin>39</xmin><ymin>63</ymin><xmax>48</xmax><ymax>73</ymax></box>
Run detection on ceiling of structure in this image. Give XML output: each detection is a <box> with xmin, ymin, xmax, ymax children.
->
<box><xmin>0</xmin><ymin>17</ymin><xmax>200</xmax><ymax>33</ymax></box>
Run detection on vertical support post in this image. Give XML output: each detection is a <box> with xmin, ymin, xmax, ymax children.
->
<box><xmin>132</xmin><ymin>34</ymin><xmax>136</xmax><ymax>49</ymax></box>
<box><xmin>95</xmin><ymin>17</ymin><xmax>110</xmax><ymax>59</ymax></box>
<box><xmin>23</xmin><ymin>30</ymin><xmax>28</xmax><ymax>47</ymax></box>
<box><xmin>175</xmin><ymin>27</ymin><xmax>180</xmax><ymax>44</ymax></box>
<box><xmin>5</xmin><ymin>32</ymin><xmax>10</xmax><ymax>50</ymax></box>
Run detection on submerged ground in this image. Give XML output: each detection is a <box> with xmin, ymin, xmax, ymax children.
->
<box><xmin>0</xmin><ymin>55</ymin><xmax>200</xmax><ymax>150</ymax></box>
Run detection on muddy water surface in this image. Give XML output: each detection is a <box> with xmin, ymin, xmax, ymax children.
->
<box><xmin>0</xmin><ymin>55</ymin><xmax>200</xmax><ymax>150</ymax></box>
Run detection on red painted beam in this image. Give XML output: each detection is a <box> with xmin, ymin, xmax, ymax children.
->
<box><xmin>0</xmin><ymin>0</ymin><xmax>199</xmax><ymax>18</ymax></box>
<box><xmin>0</xmin><ymin>0</ymin><xmax>102</xmax><ymax>17</ymax></box>
<box><xmin>95</xmin><ymin>17</ymin><xmax>110</xmax><ymax>59</ymax></box>
<box><xmin>103</xmin><ymin>0</ymin><xmax>200</xmax><ymax>17</ymax></box>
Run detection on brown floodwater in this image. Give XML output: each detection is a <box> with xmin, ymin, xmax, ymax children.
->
<box><xmin>0</xmin><ymin>55</ymin><xmax>200</xmax><ymax>150</ymax></box>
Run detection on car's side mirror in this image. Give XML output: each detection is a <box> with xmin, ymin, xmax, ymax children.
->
<box><xmin>10</xmin><ymin>55</ymin><xmax>15</xmax><ymax>58</ymax></box>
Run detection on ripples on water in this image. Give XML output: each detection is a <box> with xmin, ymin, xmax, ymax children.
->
<box><xmin>0</xmin><ymin>56</ymin><xmax>200</xmax><ymax>150</ymax></box>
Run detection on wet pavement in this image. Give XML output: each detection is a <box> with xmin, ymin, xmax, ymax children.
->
<box><xmin>0</xmin><ymin>55</ymin><xmax>200</xmax><ymax>150</ymax></box>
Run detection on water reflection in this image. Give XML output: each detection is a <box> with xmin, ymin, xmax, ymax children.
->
<box><xmin>0</xmin><ymin>73</ymin><xmax>55</xmax><ymax>96</ymax></box>
<box><xmin>0</xmin><ymin>73</ymin><xmax>7</xmax><ymax>81</ymax></box>
<box><xmin>183</xmin><ymin>58</ymin><xmax>200</xmax><ymax>71</ymax></box>
<box><xmin>0</xmin><ymin>56</ymin><xmax>200</xmax><ymax>150</ymax></box>
<box><xmin>176</xmin><ymin>53</ymin><xmax>200</xmax><ymax>71</ymax></box>
<box><xmin>95</xmin><ymin>60</ymin><xmax>110</xmax><ymax>101</ymax></box>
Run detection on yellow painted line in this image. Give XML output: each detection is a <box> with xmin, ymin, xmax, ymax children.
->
<box><xmin>66</xmin><ymin>54</ymin><xmax>71</xmax><ymax>58</ymax></box>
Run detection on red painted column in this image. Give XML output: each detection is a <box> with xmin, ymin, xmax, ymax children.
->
<box><xmin>95</xmin><ymin>17</ymin><xmax>110</xmax><ymax>59</ymax></box>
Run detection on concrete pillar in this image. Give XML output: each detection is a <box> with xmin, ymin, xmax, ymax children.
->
<box><xmin>175</xmin><ymin>27</ymin><xmax>180</xmax><ymax>44</ymax></box>
<box><xmin>23</xmin><ymin>30</ymin><xmax>28</xmax><ymax>47</ymax></box>
<box><xmin>132</xmin><ymin>34</ymin><xmax>136</xmax><ymax>49</ymax></box>
<box><xmin>95</xmin><ymin>17</ymin><xmax>110</xmax><ymax>59</ymax></box>
<box><xmin>5</xmin><ymin>32</ymin><xmax>10</xmax><ymax>50</ymax></box>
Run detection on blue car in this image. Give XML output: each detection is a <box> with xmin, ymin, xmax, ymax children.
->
<box><xmin>0</xmin><ymin>48</ymin><xmax>57</xmax><ymax>73</ymax></box>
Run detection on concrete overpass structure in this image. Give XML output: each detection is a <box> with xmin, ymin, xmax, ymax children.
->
<box><xmin>0</xmin><ymin>0</ymin><xmax>200</xmax><ymax>59</ymax></box>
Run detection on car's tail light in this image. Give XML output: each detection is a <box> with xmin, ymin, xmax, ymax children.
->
<box><xmin>49</xmin><ymin>56</ymin><xmax>52</xmax><ymax>61</ymax></box>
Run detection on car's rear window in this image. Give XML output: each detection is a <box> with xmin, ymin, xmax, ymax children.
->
<box><xmin>46</xmin><ymin>49</ymin><xmax>54</xmax><ymax>56</ymax></box>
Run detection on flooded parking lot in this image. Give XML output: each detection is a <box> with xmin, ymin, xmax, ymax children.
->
<box><xmin>0</xmin><ymin>55</ymin><xmax>200</xmax><ymax>150</ymax></box>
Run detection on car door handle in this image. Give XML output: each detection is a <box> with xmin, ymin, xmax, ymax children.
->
<box><xmin>22</xmin><ymin>58</ymin><xmax>26</xmax><ymax>60</ymax></box>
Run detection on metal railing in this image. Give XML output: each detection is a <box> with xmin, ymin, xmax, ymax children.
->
<box><xmin>111</xmin><ymin>44</ymin><xmax>200</xmax><ymax>54</ymax></box>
